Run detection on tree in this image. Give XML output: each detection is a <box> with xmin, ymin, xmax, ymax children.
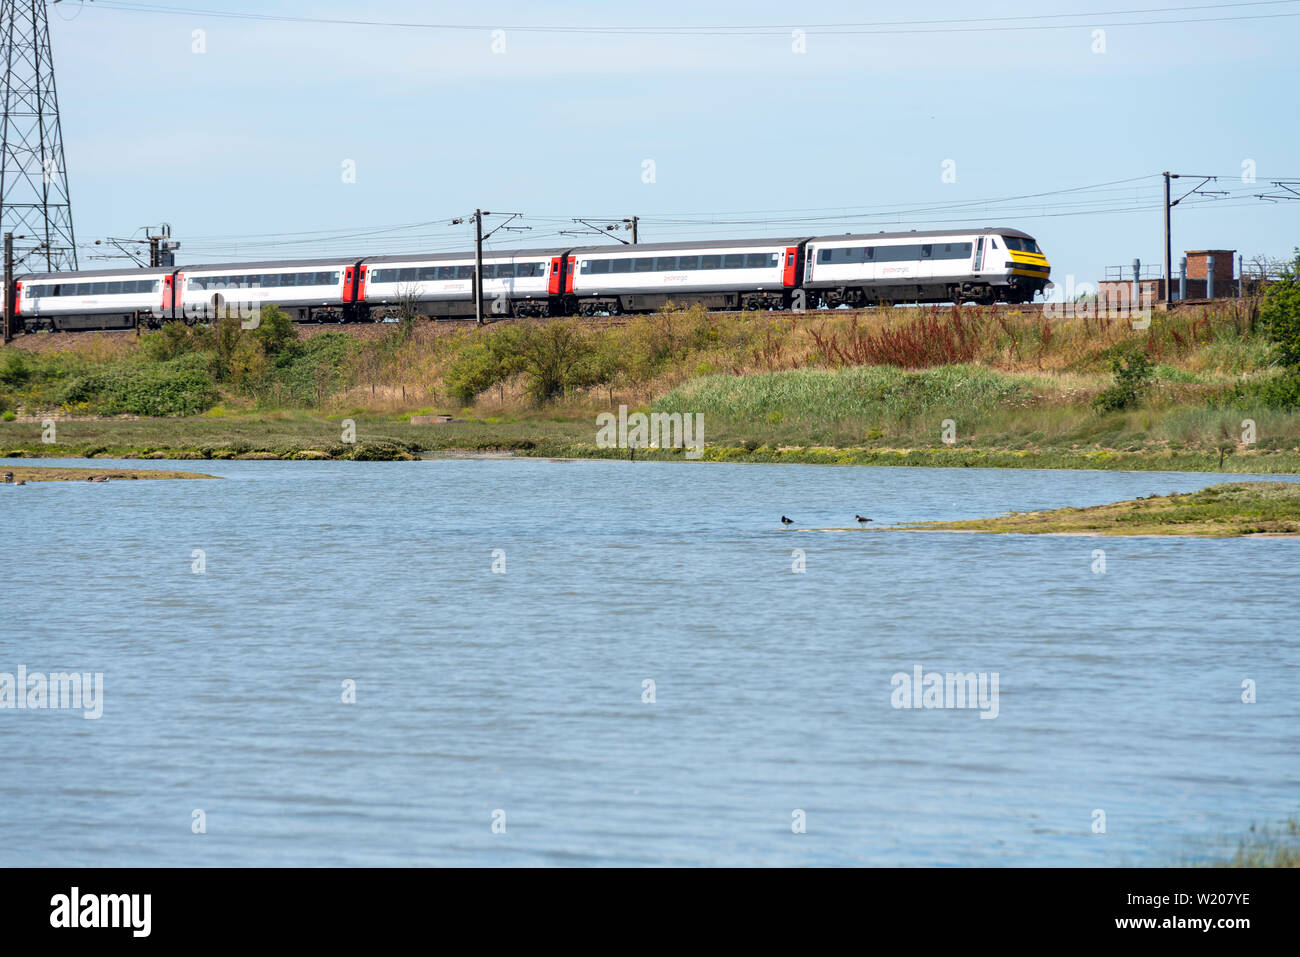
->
<box><xmin>1260</xmin><ymin>250</ymin><xmax>1300</xmax><ymax>368</ymax></box>
<box><xmin>444</xmin><ymin>340</ymin><xmax>507</xmax><ymax>405</ymax></box>
<box><xmin>252</xmin><ymin>304</ymin><xmax>298</xmax><ymax>357</ymax></box>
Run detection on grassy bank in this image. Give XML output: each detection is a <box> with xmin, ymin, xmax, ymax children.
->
<box><xmin>3</xmin><ymin>288</ymin><xmax>1300</xmax><ymax>471</ymax></box>
<box><xmin>889</xmin><ymin>482</ymin><xmax>1300</xmax><ymax>537</ymax></box>
<box><xmin>1206</xmin><ymin>818</ymin><xmax>1300</xmax><ymax>867</ymax></box>
<box><xmin>2</xmin><ymin>465</ymin><xmax>216</xmax><ymax>481</ymax></box>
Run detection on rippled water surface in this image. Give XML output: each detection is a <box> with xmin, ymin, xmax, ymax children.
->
<box><xmin>3</xmin><ymin>457</ymin><xmax>1298</xmax><ymax>866</ymax></box>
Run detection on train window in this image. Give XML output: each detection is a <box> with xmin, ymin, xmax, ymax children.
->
<box><xmin>937</xmin><ymin>243</ymin><xmax>973</xmax><ymax>259</ymax></box>
<box><xmin>456</xmin><ymin>266</ymin><xmax>473</xmax><ymax>280</ymax></box>
<box><xmin>498</xmin><ymin>264</ymin><xmax>516</xmax><ymax>279</ymax></box>
<box><xmin>481</xmin><ymin>265</ymin><xmax>495</xmax><ymax>279</ymax></box>
<box><xmin>587</xmin><ymin>259</ymin><xmax>610</xmax><ymax>274</ymax></box>
<box><xmin>655</xmin><ymin>257</ymin><xmax>678</xmax><ymax>271</ymax></box>
<box><xmin>633</xmin><ymin>257</ymin><xmax>655</xmax><ymax>272</ymax></box>
<box><xmin>700</xmin><ymin>255</ymin><xmax>721</xmax><ymax>270</ymax></box>
<box><xmin>722</xmin><ymin>254</ymin><xmax>742</xmax><ymax>269</ymax></box>
<box><xmin>817</xmin><ymin>249</ymin><xmax>831</xmax><ymax>264</ymax></box>
<box><xmin>743</xmin><ymin>253</ymin><xmax>770</xmax><ymax>268</ymax></box>
<box><xmin>677</xmin><ymin>255</ymin><xmax>701</xmax><ymax>270</ymax></box>
<box><xmin>990</xmin><ymin>238</ymin><xmax>1001</xmax><ymax>249</ymax></box>
<box><xmin>920</xmin><ymin>245</ymin><xmax>933</xmax><ymax>259</ymax></box>
<box><xmin>611</xmin><ymin>258</ymin><xmax>632</xmax><ymax>273</ymax></box>
<box><xmin>88</xmin><ymin>282</ymin><xmax>105</xmax><ymax>295</ymax></box>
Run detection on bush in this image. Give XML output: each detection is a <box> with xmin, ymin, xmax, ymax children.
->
<box><xmin>139</xmin><ymin>322</ymin><xmax>198</xmax><ymax>362</ymax></box>
<box><xmin>58</xmin><ymin>354</ymin><xmax>217</xmax><ymax>416</ymax></box>
<box><xmin>444</xmin><ymin>341</ymin><xmax>509</xmax><ymax>404</ymax></box>
<box><xmin>1227</xmin><ymin>370</ymin><xmax>1300</xmax><ymax>411</ymax></box>
<box><xmin>0</xmin><ymin>350</ymin><xmax>31</xmax><ymax>387</ymax></box>
<box><xmin>251</xmin><ymin>305</ymin><xmax>297</xmax><ymax>356</ymax></box>
<box><xmin>1093</xmin><ymin>352</ymin><xmax>1154</xmax><ymax>413</ymax></box>
<box><xmin>1260</xmin><ymin>252</ymin><xmax>1300</xmax><ymax>368</ymax></box>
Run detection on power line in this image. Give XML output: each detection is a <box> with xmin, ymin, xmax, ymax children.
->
<box><xmin>89</xmin><ymin>0</ymin><xmax>1300</xmax><ymax>37</ymax></box>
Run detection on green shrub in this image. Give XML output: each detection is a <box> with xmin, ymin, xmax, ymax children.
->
<box><xmin>58</xmin><ymin>354</ymin><xmax>217</xmax><ymax>416</ymax></box>
<box><xmin>251</xmin><ymin>305</ymin><xmax>297</xmax><ymax>356</ymax></box>
<box><xmin>1227</xmin><ymin>370</ymin><xmax>1300</xmax><ymax>411</ymax></box>
<box><xmin>1093</xmin><ymin>352</ymin><xmax>1154</xmax><ymax>413</ymax></box>
<box><xmin>445</xmin><ymin>341</ymin><xmax>509</xmax><ymax>404</ymax></box>
<box><xmin>140</xmin><ymin>321</ymin><xmax>198</xmax><ymax>362</ymax></box>
<box><xmin>0</xmin><ymin>350</ymin><xmax>31</xmax><ymax>387</ymax></box>
<box><xmin>1261</xmin><ymin>253</ymin><xmax>1300</xmax><ymax>368</ymax></box>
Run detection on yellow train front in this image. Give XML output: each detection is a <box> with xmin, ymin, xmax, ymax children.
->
<box><xmin>995</xmin><ymin>230</ymin><xmax>1051</xmax><ymax>304</ymax></box>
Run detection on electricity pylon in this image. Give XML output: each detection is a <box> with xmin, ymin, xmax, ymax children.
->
<box><xmin>0</xmin><ymin>0</ymin><xmax>77</xmax><ymax>272</ymax></box>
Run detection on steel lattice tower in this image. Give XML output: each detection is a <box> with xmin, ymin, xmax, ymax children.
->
<box><xmin>0</xmin><ymin>0</ymin><xmax>76</xmax><ymax>272</ymax></box>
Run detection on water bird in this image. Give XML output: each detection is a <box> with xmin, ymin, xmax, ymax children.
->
<box><xmin>855</xmin><ymin>515</ymin><xmax>873</xmax><ymax>524</ymax></box>
<box><xmin>781</xmin><ymin>516</ymin><xmax>793</xmax><ymax>525</ymax></box>
<box><xmin>2</xmin><ymin>471</ymin><xmax>11</xmax><ymax>484</ymax></box>
<box><xmin>13</xmin><ymin>480</ymin><xmax>25</xmax><ymax>486</ymax></box>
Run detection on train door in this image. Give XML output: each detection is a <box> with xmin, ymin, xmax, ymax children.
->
<box><xmin>342</xmin><ymin>261</ymin><xmax>366</xmax><ymax>320</ymax></box>
<box><xmin>782</xmin><ymin>246</ymin><xmax>799</xmax><ymax>287</ymax></box>
<box><xmin>548</xmin><ymin>256</ymin><xmax>562</xmax><ymax>295</ymax></box>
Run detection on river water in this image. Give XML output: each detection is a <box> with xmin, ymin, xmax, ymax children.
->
<box><xmin>2</xmin><ymin>457</ymin><xmax>1297</xmax><ymax>866</ymax></box>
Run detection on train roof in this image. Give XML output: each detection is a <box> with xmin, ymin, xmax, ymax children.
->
<box><xmin>359</xmin><ymin>247</ymin><xmax>568</xmax><ymax>264</ymax></box>
<box><xmin>17</xmin><ymin>266</ymin><xmax>171</xmax><ymax>281</ymax></box>
<box><xmin>178</xmin><ymin>255</ymin><xmax>360</xmax><ymax>272</ymax></box>
<box><xmin>568</xmin><ymin>237</ymin><xmax>809</xmax><ymax>255</ymax></box>
<box><xmin>808</xmin><ymin>226</ymin><xmax>1035</xmax><ymax>242</ymax></box>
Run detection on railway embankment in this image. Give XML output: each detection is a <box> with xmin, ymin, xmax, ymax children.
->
<box><xmin>2</xmin><ymin>290</ymin><xmax>1299</xmax><ymax>473</ymax></box>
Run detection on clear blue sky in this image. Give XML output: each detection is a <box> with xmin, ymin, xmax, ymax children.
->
<box><xmin>46</xmin><ymin>0</ymin><xmax>1300</xmax><ymax>288</ymax></box>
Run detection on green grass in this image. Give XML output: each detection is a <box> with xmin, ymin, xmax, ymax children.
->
<box><xmin>890</xmin><ymin>482</ymin><xmax>1300</xmax><ymax>536</ymax></box>
<box><xmin>5</xmin><ymin>302</ymin><xmax>1300</xmax><ymax>471</ymax></box>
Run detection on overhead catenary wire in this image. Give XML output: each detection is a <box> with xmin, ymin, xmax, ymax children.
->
<box><xmin>89</xmin><ymin>0</ymin><xmax>1300</xmax><ymax>37</ymax></box>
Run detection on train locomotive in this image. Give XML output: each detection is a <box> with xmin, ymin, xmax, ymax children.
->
<box><xmin>10</xmin><ymin>226</ymin><xmax>1049</xmax><ymax>332</ymax></box>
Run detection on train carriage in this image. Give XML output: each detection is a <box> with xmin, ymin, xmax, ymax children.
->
<box><xmin>17</xmin><ymin>268</ymin><xmax>174</xmax><ymax>332</ymax></box>
<box><xmin>178</xmin><ymin>257</ymin><xmax>361</xmax><ymax>324</ymax></box>
<box><xmin>567</xmin><ymin>238</ymin><xmax>806</xmax><ymax>314</ymax></box>
<box><xmin>361</xmin><ymin>247</ymin><xmax>560</xmax><ymax>319</ymax></box>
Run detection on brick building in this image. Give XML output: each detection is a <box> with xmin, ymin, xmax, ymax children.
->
<box><xmin>1098</xmin><ymin>248</ymin><xmax>1237</xmax><ymax>304</ymax></box>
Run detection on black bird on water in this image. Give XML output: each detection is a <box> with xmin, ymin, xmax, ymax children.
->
<box><xmin>855</xmin><ymin>515</ymin><xmax>873</xmax><ymax>524</ymax></box>
<box><xmin>780</xmin><ymin>516</ymin><xmax>793</xmax><ymax>526</ymax></box>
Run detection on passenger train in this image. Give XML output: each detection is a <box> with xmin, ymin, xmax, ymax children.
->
<box><xmin>9</xmin><ymin>226</ymin><xmax>1050</xmax><ymax>332</ymax></box>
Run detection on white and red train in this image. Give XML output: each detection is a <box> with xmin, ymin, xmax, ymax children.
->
<box><xmin>10</xmin><ymin>227</ymin><xmax>1050</xmax><ymax>332</ymax></box>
